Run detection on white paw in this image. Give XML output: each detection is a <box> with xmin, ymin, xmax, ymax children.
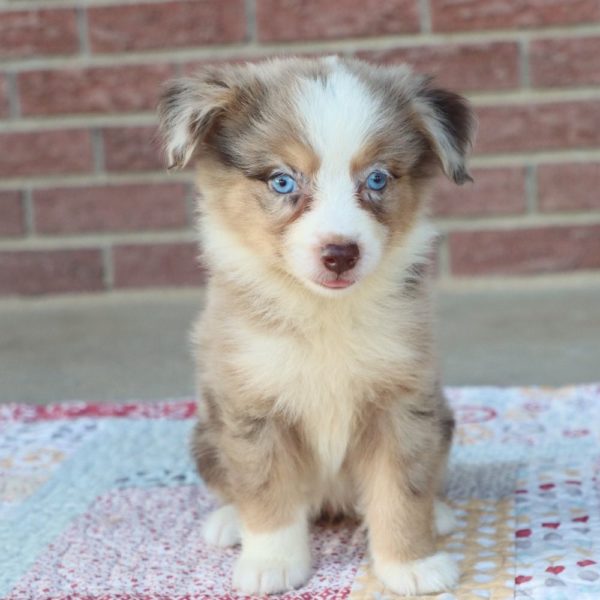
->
<box><xmin>233</xmin><ymin>516</ymin><xmax>312</xmax><ymax>595</ymax></box>
<box><xmin>434</xmin><ymin>499</ymin><xmax>457</xmax><ymax>536</ymax></box>
<box><xmin>233</xmin><ymin>556</ymin><xmax>311</xmax><ymax>595</ymax></box>
<box><xmin>374</xmin><ymin>551</ymin><xmax>459</xmax><ymax>596</ymax></box>
<box><xmin>202</xmin><ymin>504</ymin><xmax>241</xmax><ymax>547</ymax></box>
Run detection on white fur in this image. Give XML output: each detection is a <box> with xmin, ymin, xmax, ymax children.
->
<box><xmin>285</xmin><ymin>62</ymin><xmax>388</xmax><ymax>294</ymax></box>
<box><xmin>202</xmin><ymin>504</ymin><xmax>241</xmax><ymax>547</ymax></box>
<box><xmin>233</xmin><ymin>514</ymin><xmax>312</xmax><ymax>595</ymax></box>
<box><xmin>434</xmin><ymin>499</ymin><xmax>457</xmax><ymax>536</ymax></box>
<box><xmin>166</xmin><ymin>117</ymin><xmax>195</xmax><ymax>167</ymax></box>
<box><xmin>295</xmin><ymin>59</ymin><xmax>384</xmax><ymax>167</ymax></box>
<box><xmin>373</xmin><ymin>551</ymin><xmax>459</xmax><ymax>595</ymax></box>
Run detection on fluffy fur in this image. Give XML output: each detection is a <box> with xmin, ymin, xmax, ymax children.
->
<box><xmin>159</xmin><ymin>56</ymin><xmax>474</xmax><ymax>596</ymax></box>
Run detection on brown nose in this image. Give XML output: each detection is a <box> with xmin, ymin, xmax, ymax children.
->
<box><xmin>321</xmin><ymin>243</ymin><xmax>360</xmax><ymax>276</ymax></box>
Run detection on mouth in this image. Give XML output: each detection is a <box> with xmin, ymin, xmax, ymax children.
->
<box><xmin>319</xmin><ymin>278</ymin><xmax>355</xmax><ymax>290</ymax></box>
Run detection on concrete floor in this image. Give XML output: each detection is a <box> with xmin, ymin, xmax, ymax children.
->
<box><xmin>1</xmin><ymin>282</ymin><xmax>599</xmax><ymax>404</ymax></box>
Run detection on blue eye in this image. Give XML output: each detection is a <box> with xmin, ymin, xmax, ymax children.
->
<box><xmin>269</xmin><ymin>173</ymin><xmax>297</xmax><ymax>194</ymax></box>
<box><xmin>366</xmin><ymin>170</ymin><xmax>388</xmax><ymax>191</ymax></box>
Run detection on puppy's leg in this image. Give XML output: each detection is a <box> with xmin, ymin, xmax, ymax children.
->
<box><xmin>234</xmin><ymin>505</ymin><xmax>311</xmax><ymax>595</ymax></box>
<box><xmin>224</xmin><ymin>417</ymin><xmax>312</xmax><ymax>595</ymax></box>
<box><xmin>355</xmin><ymin>413</ymin><xmax>458</xmax><ymax>595</ymax></box>
<box><xmin>192</xmin><ymin>404</ymin><xmax>312</xmax><ymax>594</ymax></box>
<box><xmin>435</xmin><ymin>406</ymin><xmax>457</xmax><ymax>537</ymax></box>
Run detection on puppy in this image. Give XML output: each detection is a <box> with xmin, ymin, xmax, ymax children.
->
<box><xmin>159</xmin><ymin>56</ymin><xmax>474</xmax><ymax>596</ymax></box>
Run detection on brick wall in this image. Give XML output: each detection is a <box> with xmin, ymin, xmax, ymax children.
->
<box><xmin>1</xmin><ymin>0</ymin><xmax>599</xmax><ymax>296</ymax></box>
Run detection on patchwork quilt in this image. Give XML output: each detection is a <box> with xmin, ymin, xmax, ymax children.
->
<box><xmin>1</xmin><ymin>384</ymin><xmax>599</xmax><ymax>599</ymax></box>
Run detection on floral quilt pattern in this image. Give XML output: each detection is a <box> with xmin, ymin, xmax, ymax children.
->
<box><xmin>1</xmin><ymin>384</ymin><xmax>599</xmax><ymax>599</ymax></box>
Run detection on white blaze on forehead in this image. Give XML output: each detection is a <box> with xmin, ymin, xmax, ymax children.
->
<box><xmin>293</xmin><ymin>62</ymin><xmax>385</xmax><ymax>239</ymax></box>
<box><xmin>283</xmin><ymin>62</ymin><xmax>388</xmax><ymax>292</ymax></box>
<box><xmin>295</xmin><ymin>62</ymin><xmax>384</xmax><ymax>181</ymax></box>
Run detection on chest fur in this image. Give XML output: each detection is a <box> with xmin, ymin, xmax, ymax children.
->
<box><xmin>224</xmin><ymin>311</ymin><xmax>418</xmax><ymax>475</ymax></box>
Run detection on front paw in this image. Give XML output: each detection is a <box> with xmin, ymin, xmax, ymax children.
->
<box><xmin>374</xmin><ymin>551</ymin><xmax>458</xmax><ymax>595</ymax></box>
<box><xmin>233</xmin><ymin>555</ymin><xmax>311</xmax><ymax>595</ymax></box>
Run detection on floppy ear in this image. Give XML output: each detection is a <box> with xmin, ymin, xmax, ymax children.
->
<box><xmin>413</xmin><ymin>84</ymin><xmax>475</xmax><ymax>185</ymax></box>
<box><xmin>158</xmin><ymin>71</ymin><xmax>233</xmax><ymax>170</ymax></box>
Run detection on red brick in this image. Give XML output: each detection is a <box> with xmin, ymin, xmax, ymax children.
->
<box><xmin>0</xmin><ymin>130</ymin><xmax>93</xmax><ymax>178</ymax></box>
<box><xmin>476</xmin><ymin>101</ymin><xmax>600</xmax><ymax>154</ymax></box>
<box><xmin>33</xmin><ymin>183</ymin><xmax>190</xmax><ymax>235</ymax></box>
<box><xmin>531</xmin><ymin>37</ymin><xmax>600</xmax><ymax>88</ymax></box>
<box><xmin>449</xmin><ymin>225</ymin><xmax>600</xmax><ymax>276</ymax></box>
<box><xmin>538</xmin><ymin>163</ymin><xmax>600</xmax><ymax>212</ymax></box>
<box><xmin>0</xmin><ymin>248</ymin><xmax>104</xmax><ymax>296</ymax></box>
<box><xmin>432</xmin><ymin>168</ymin><xmax>526</xmax><ymax>217</ymax></box>
<box><xmin>256</xmin><ymin>0</ymin><xmax>419</xmax><ymax>42</ymax></box>
<box><xmin>180</xmin><ymin>53</ymin><xmax>328</xmax><ymax>77</ymax></box>
<box><xmin>0</xmin><ymin>9</ymin><xmax>79</xmax><ymax>58</ymax></box>
<box><xmin>431</xmin><ymin>0</ymin><xmax>600</xmax><ymax>32</ymax></box>
<box><xmin>88</xmin><ymin>0</ymin><xmax>246</xmax><ymax>53</ymax></box>
<box><xmin>103</xmin><ymin>127</ymin><xmax>164</xmax><ymax>172</ymax></box>
<box><xmin>0</xmin><ymin>76</ymin><xmax>9</xmax><ymax>118</ymax></box>
<box><xmin>359</xmin><ymin>42</ymin><xmax>519</xmax><ymax>92</ymax></box>
<box><xmin>19</xmin><ymin>64</ymin><xmax>174</xmax><ymax>117</ymax></box>
<box><xmin>0</xmin><ymin>191</ymin><xmax>25</xmax><ymax>236</ymax></box>
<box><xmin>113</xmin><ymin>242</ymin><xmax>204</xmax><ymax>288</ymax></box>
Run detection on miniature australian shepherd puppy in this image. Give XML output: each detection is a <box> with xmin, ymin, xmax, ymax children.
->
<box><xmin>159</xmin><ymin>56</ymin><xmax>474</xmax><ymax>596</ymax></box>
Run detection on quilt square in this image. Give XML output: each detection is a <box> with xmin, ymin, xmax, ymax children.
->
<box><xmin>6</xmin><ymin>486</ymin><xmax>363</xmax><ymax>600</ymax></box>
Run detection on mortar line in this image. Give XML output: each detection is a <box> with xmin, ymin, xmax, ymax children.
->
<box><xmin>0</xmin><ymin>230</ymin><xmax>198</xmax><ymax>251</ymax></box>
<box><xmin>91</xmin><ymin>128</ymin><xmax>106</xmax><ymax>173</ymax></box>
<box><xmin>101</xmin><ymin>245</ymin><xmax>114</xmax><ymax>290</ymax></box>
<box><xmin>76</xmin><ymin>5</ymin><xmax>90</xmax><ymax>56</ymax></box>
<box><xmin>5</xmin><ymin>71</ymin><xmax>20</xmax><ymax>118</ymax></box>
<box><xmin>435</xmin><ymin>212</ymin><xmax>600</xmax><ymax>232</ymax></box>
<box><xmin>437</xmin><ymin>233</ymin><xmax>451</xmax><ymax>278</ymax></box>
<box><xmin>244</xmin><ymin>0</ymin><xmax>257</xmax><ymax>44</ymax></box>
<box><xmin>0</xmin><ymin>113</ymin><xmax>157</xmax><ymax>132</ymax></box>
<box><xmin>184</xmin><ymin>184</ymin><xmax>198</xmax><ymax>228</ymax></box>
<box><xmin>418</xmin><ymin>0</ymin><xmax>432</xmax><ymax>34</ymax></box>
<box><xmin>436</xmin><ymin>270</ymin><xmax>600</xmax><ymax>291</ymax></box>
<box><xmin>0</xmin><ymin>0</ymin><xmax>188</xmax><ymax>8</ymax></box>
<box><xmin>471</xmin><ymin>150</ymin><xmax>600</xmax><ymax>167</ymax></box>
<box><xmin>518</xmin><ymin>36</ymin><xmax>531</xmax><ymax>88</ymax></box>
<box><xmin>0</xmin><ymin>171</ymin><xmax>193</xmax><ymax>190</ymax></box>
<box><xmin>525</xmin><ymin>164</ymin><xmax>538</xmax><ymax>214</ymax></box>
<box><xmin>22</xmin><ymin>189</ymin><xmax>35</xmax><ymax>236</ymax></box>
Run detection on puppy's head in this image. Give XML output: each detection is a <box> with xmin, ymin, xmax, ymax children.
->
<box><xmin>159</xmin><ymin>57</ymin><xmax>474</xmax><ymax>296</ymax></box>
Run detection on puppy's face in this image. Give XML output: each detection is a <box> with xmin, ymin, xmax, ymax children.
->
<box><xmin>159</xmin><ymin>57</ymin><xmax>474</xmax><ymax>296</ymax></box>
